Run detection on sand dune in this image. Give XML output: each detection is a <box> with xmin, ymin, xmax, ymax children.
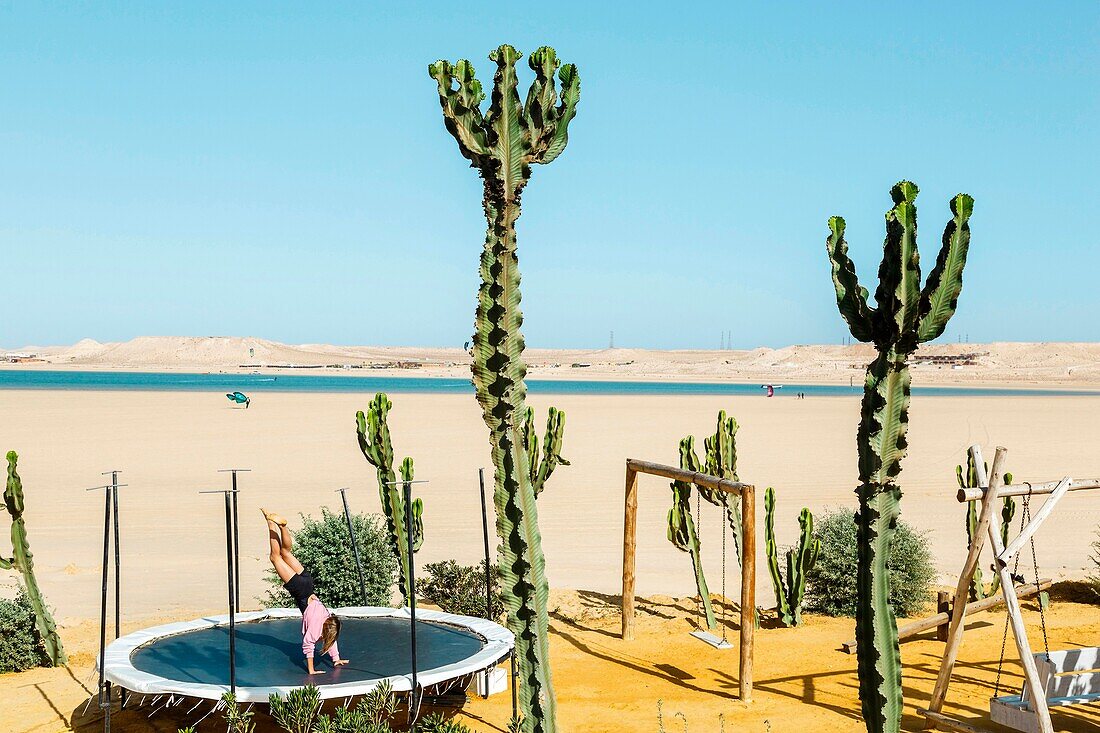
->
<box><xmin>6</xmin><ymin>336</ymin><xmax>1100</xmax><ymax>387</ymax></box>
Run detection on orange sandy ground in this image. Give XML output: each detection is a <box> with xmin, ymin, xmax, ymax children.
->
<box><xmin>4</xmin><ymin>588</ymin><xmax>1100</xmax><ymax>733</ymax></box>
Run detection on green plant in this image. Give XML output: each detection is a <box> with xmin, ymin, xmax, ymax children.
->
<box><xmin>419</xmin><ymin>559</ymin><xmax>504</xmax><ymax>619</ymax></box>
<box><xmin>429</xmin><ymin>43</ymin><xmax>579</xmax><ymax>733</ymax></box>
<box><xmin>805</xmin><ymin>508</ymin><xmax>936</xmax><ymax>619</ymax></box>
<box><xmin>262</xmin><ymin>509</ymin><xmax>397</xmax><ymax>608</ymax></box>
<box><xmin>764</xmin><ymin>488</ymin><xmax>820</xmax><ymax>627</ymax></box>
<box><xmin>694</xmin><ymin>411</ymin><xmax>743</xmax><ymax>562</ymax></box>
<box><xmin>220</xmin><ymin>692</ymin><xmax>256</xmax><ymax>733</ymax></box>
<box><xmin>416</xmin><ymin>713</ymin><xmax>476</xmax><ymax>733</ymax></box>
<box><xmin>0</xmin><ymin>588</ymin><xmax>49</xmax><ymax>673</ymax></box>
<box><xmin>356</xmin><ymin>393</ymin><xmax>423</xmax><ymax>606</ymax></box>
<box><xmin>825</xmin><ymin>181</ymin><xmax>973</xmax><ymax>732</ymax></box>
<box><xmin>1</xmin><ymin>451</ymin><xmax>65</xmax><ymax>665</ymax></box>
<box><xmin>312</xmin><ymin>680</ymin><xmax>398</xmax><ymax>733</ymax></box>
<box><xmin>666</xmin><ymin>435</ymin><xmax>716</xmax><ymax>630</ymax></box>
<box><xmin>958</xmin><ymin>457</ymin><xmax>1015</xmax><ymax>600</ymax></box>
<box><xmin>270</xmin><ymin>685</ymin><xmax>321</xmax><ymax>733</ymax></box>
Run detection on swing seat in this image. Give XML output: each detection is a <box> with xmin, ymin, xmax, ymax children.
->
<box><xmin>990</xmin><ymin>648</ymin><xmax>1100</xmax><ymax>732</ymax></box>
<box><xmin>690</xmin><ymin>629</ymin><xmax>733</xmax><ymax>649</ymax></box>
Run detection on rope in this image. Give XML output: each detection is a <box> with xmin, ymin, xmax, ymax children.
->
<box><xmin>721</xmin><ymin>505</ymin><xmax>728</xmax><ymax>643</ymax></box>
<box><xmin>695</xmin><ymin>489</ymin><xmax>703</xmax><ymax>628</ymax></box>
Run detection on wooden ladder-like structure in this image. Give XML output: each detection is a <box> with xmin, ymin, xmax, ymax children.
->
<box><xmin>920</xmin><ymin>444</ymin><xmax>1100</xmax><ymax>733</ymax></box>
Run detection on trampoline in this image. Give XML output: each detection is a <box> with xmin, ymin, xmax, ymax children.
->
<box><xmin>100</xmin><ymin>607</ymin><xmax>514</xmax><ymax>703</ymax></box>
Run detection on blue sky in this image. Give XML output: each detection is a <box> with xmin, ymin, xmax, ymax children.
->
<box><xmin>2</xmin><ymin>3</ymin><xmax>1097</xmax><ymax>349</ymax></box>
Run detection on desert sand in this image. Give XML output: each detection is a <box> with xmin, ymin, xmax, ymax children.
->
<box><xmin>3</xmin><ymin>364</ymin><xmax>1100</xmax><ymax>732</ymax></box>
<box><xmin>7</xmin><ymin>336</ymin><xmax>1100</xmax><ymax>388</ymax></box>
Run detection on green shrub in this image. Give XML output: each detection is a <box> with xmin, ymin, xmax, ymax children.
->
<box><xmin>263</xmin><ymin>509</ymin><xmax>397</xmax><ymax>609</ymax></box>
<box><xmin>419</xmin><ymin>560</ymin><xmax>503</xmax><ymax>619</ymax></box>
<box><xmin>804</xmin><ymin>507</ymin><xmax>936</xmax><ymax>618</ymax></box>
<box><xmin>0</xmin><ymin>588</ymin><xmax>48</xmax><ymax>673</ymax></box>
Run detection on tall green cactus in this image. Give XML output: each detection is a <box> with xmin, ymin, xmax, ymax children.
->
<box><xmin>429</xmin><ymin>44</ymin><xmax>578</xmax><ymax>733</ymax></box>
<box><xmin>764</xmin><ymin>487</ymin><xmax>820</xmax><ymax>628</ymax></box>
<box><xmin>958</xmin><ymin>457</ymin><xmax>1014</xmax><ymax>600</ymax></box>
<box><xmin>666</xmin><ymin>436</ymin><xmax>717</xmax><ymax>630</ymax></box>
<box><xmin>1</xmin><ymin>451</ymin><xmax>66</xmax><ymax>665</ymax></box>
<box><xmin>825</xmin><ymin>181</ymin><xmax>974</xmax><ymax>733</ymax></box>
<box><xmin>355</xmin><ymin>393</ymin><xmax>422</xmax><ymax>606</ymax></box>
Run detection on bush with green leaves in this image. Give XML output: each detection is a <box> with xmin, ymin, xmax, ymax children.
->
<box><xmin>419</xmin><ymin>560</ymin><xmax>503</xmax><ymax>619</ymax></box>
<box><xmin>0</xmin><ymin>588</ymin><xmax>49</xmax><ymax>673</ymax></box>
<box><xmin>263</xmin><ymin>509</ymin><xmax>397</xmax><ymax>609</ymax></box>
<box><xmin>805</xmin><ymin>508</ymin><xmax>936</xmax><ymax>618</ymax></box>
<box><xmin>267</xmin><ymin>683</ymin><xmax>475</xmax><ymax>733</ymax></box>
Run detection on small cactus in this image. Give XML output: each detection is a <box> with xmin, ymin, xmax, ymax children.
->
<box><xmin>355</xmin><ymin>394</ymin><xmax>422</xmax><ymax>605</ymax></box>
<box><xmin>825</xmin><ymin>181</ymin><xmax>974</xmax><ymax>733</ymax></box>
<box><xmin>958</xmin><ymin>457</ymin><xmax>1015</xmax><ymax>600</ymax></box>
<box><xmin>764</xmin><ymin>487</ymin><xmax>820</xmax><ymax>627</ymax></box>
<box><xmin>522</xmin><ymin>406</ymin><xmax>570</xmax><ymax>497</ymax></box>
<box><xmin>1</xmin><ymin>451</ymin><xmax>65</xmax><ymax>666</ymax></box>
<box><xmin>695</xmin><ymin>411</ymin><xmax>743</xmax><ymax>563</ymax></box>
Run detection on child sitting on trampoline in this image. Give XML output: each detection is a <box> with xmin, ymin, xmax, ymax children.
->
<box><xmin>262</xmin><ymin>509</ymin><xmax>349</xmax><ymax>675</ymax></box>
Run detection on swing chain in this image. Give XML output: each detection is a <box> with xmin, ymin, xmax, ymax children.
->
<box><xmin>721</xmin><ymin>499</ymin><xmax>728</xmax><ymax>643</ymax></box>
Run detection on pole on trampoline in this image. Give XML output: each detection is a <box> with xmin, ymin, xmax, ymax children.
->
<box><xmin>218</xmin><ymin>468</ymin><xmax>250</xmax><ymax>612</ymax></box>
<box><xmin>477</xmin><ymin>468</ymin><xmax>493</xmax><ymax>620</ymax></box>
<box><xmin>510</xmin><ymin>650</ymin><xmax>518</xmax><ymax>724</ymax></box>
<box><xmin>98</xmin><ymin>482</ymin><xmax>112</xmax><ymax>732</ymax></box>
<box><xmin>224</xmin><ymin>490</ymin><xmax>237</xmax><ymax>696</ymax></box>
<box><xmin>404</xmin><ymin>479</ymin><xmax>419</xmax><ymax>726</ymax></box>
<box><xmin>109</xmin><ymin>470</ymin><xmax>125</xmax><ymax>710</ymax></box>
<box><xmin>336</xmin><ymin>487</ymin><xmax>368</xmax><ymax>605</ymax></box>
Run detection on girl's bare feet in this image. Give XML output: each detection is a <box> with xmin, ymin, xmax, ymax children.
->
<box><xmin>261</xmin><ymin>508</ymin><xmax>287</xmax><ymax>526</ymax></box>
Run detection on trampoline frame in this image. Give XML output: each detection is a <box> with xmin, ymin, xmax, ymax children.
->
<box><xmin>101</xmin><ymin>606</ymin><xmax>515</xmax><ymax>704</ymax></box>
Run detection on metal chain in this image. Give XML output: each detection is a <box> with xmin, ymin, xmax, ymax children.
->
<box><xmin>721</xmin><ymin>503</ymin><xmax>728</xmax><ymax>642</ymax></box>
<box><xmin>1029</xmin><ymin>496</ymin><xmax>1051</xmax><ymax>657</ymax></box>
<box><xmin>695</xmin><ymin>489</ymin><xmax>702</xmax><ymax>627</ymax></box>
<box><xmin>995</xmin><ymin>484</ymin><xmax>1031</xmax><ymax>698</ymax></box>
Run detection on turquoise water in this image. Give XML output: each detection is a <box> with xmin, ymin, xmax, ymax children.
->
<box><xmin>0</xmin><ymin>369</ymin><xmax>1094</xmax><ymax>397</ymax></box>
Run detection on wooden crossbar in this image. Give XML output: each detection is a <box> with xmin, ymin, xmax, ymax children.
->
<box><xmin>620</xmin><ymin>458</ymin><xmax>755</xmax><ymax>702</ymax></box>
<box><xmin>957</xmin><ymin>477</ymin><xmax>1100</xmax><ymax>503</ymax></box>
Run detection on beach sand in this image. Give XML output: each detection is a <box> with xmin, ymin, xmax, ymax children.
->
<box><xmin>2</xmin><ymin>387</ymin><xmax>1100</xmax><ymax>731</ymax></box>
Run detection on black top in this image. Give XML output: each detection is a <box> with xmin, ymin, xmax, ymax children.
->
<box><xmin>283</xmin><ymin>571</ymin><xmax>316</xmax><ymax>613</ymax></box>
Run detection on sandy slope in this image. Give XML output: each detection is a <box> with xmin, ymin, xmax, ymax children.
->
<box><xmin>7</xmin><ymin>336</ymin><xmax>1100</xmax><ymax>387</ymax></box>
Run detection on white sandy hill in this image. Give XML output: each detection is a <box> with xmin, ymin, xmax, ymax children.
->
<box><xmin>8</xmin><ymin>336</ymin><xmax>1100</xmax><ymax>386</ymax></box>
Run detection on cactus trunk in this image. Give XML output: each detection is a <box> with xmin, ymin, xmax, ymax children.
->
<box><xmin>2</xmin><ymin>451</ymin><xmax>66</xmax><ymax>665</ymax></box>
<box><xmin>826</xmin><ymin>182</ymin><xmax>974</xmax><ymax>733</ymax></box>
<box><xmin>430</xmin><ymin>44</ymin><xmax>578</xmax><ymax>733</ymax></box>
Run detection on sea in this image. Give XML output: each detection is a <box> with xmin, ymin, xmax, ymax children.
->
<box><xmin>0</xmin><ymin>369</ymin><xmax>1094</xmax><ymax>397</ymax></box>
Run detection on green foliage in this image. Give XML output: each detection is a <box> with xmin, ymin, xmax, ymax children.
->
<box><xmin>764</xmin><ymin>488</ymin><xmax>820</xmax><ymax>627</ymax></box>
<box><xmin>804</xmin><ymin>508</ymin><xmax>936</xmax><ymax>619</ymax></box>
<box><xmin>2</xmin><ymin>451</ymin><xmax>65</xmax><ymax>665</ymax></box>
<box><xmin>220</xmin><ymin>692</ymin><xmax>256</xmax><ymax>733</ymax></box>
<box><xmin>958</xmin><ymin>458</ymin><xmax>1015</xmax><ymax>601</ymax></box>
<box><xmin>356</xmin><ymin>393</ymin><xmax>422</xmax><ymax>606</ymax></box>
<box><xmin>416</xmin><ymin>713</ymin><xmax>476</xmax><ymax>733</ymax></box>
<box><xmin>666</xmin><ymin>435</ymin><xmax>716</xmax><ymax>630</ymax></box>
<box><xmin>312</xmin><ymin>680</ymin><xmax>398</xmax><ymax>733</ymax></box>
<box><xmin>269</xmin><ymin>685</ymin><xmax>321</xmax><ymax>733</ymax></box>
<box><xmin>695</xmin><ymin>411</ymin><xmax>743</xmax><ymax>562</ymax></box>
<box><xmin>263</xmin><ymin>509</ymin><xmax>397</xmax><ymax>609</ymax></box>
<box><xmin>0</xmin><ymin>588</ymin><xmax>49</xmax><ymax>673</ymax></box>
<box><xmin>429</xmin><ymin>42</ymin><xmax>579</xmax><ymax>733</ymax></box>
<box><xmin>825</xmin><ymin>181</ymin><xmax>973</xmax><ymax>733</ymax></box>
<box><xmin>419</xmin><ymin>560</ymin><xmax>504</xmax><ymax>619</ymax></box>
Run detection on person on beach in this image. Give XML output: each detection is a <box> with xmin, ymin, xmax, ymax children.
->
<box><xmin>262</xmin><ymin>508</ymin><xmax>349</xmax><ymax>675</ymax></box>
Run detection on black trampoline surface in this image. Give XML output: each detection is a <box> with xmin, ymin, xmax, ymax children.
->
<box><xmin>130</xmin><ymin>616</ymin><xmax>486</xmax><ymax>688</ymax></box>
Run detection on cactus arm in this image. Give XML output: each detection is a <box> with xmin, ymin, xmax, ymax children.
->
<box><xmin>527</xmin><ymin>49</ymin><xmax>580</xmax><ymax>165</ymax></box>
<box><xmin>355</xmin><ymin>394</ymin><xmax>418</xmax><ymax>605</ymax></box>
<box><xmin>826</xmin><ymin>216</ymin><xmax>876</xmax><ymax>343</ymax></box>
<box><xmin>531</xmin><ymin>407</ymin><xmax>568</xmax><ymax>497</ymax></box>
<box><xmin>399</xmin><ymin>457</ymin><xmax>424</xmax><ymax>553</ymax></box>
<box><xmin>428</xmin><ymin>60</ymin><xmax>489</xmax><ymax>163</ymax></box>
<box><xmin>4</xmin><ymin>451</ymin><xmax>66</xmax><ymax>665</ymax></box>
<box><xmin>764</xmin><ymin>488</ymin><xmax>793</xmax><ymax>627</ymax></box>
<box><xmin>917</xmin><ymin>194</ymin><xmax>974</xmax><ymax>343</ymax></box>
<box><xmin>790</xmin><ymin>508</ymin><xmax>820</xmax><ymax>627</ymax></box>
<box><xmin>485</xmin><ymin>44</ymin><xmax>532</xmax><ymax>202</ymax></box>
<box><xmin>874</xmin><ymin>181</ymin><xmax>922</xmax><ymax>345</ymax></box>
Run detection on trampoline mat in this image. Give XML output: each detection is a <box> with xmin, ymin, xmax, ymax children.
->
<box><xmin>130</xmin><ymin>616</ymin><xmax>485</xmax><ymax>688</ymax></box>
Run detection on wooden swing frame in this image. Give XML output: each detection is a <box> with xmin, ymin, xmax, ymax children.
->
<box><xmin>920</xmin><ymin>444</ymin><xmax>1100</xmax><ymax>733</ymax></box>
<box><xmin>619</xmin><ymin>458</ymin><xmax>756</xmax><ymax>702</ymax></box>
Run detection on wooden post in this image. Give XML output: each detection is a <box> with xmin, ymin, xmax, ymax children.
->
<box><xmin>936</xmin><ymin>591</ymin><xmax>952</xmax><ymax>642</ymax></box>
<box><xmin>621</xmin><ymin>463</ymin><xmax>639</xmax><ymax>640</ymax></box>
<box><xmin>739</xmin><ymin>484</ymin><xmax>755</xmax><ymax>703</ymax></box>
<box><xmin>924</xmin><ymin>445</ymin><xmax>1005</xmax><ymax>726</ymax></box>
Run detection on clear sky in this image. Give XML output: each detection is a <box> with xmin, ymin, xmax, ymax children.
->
<box><xmin>2</xmin><ymin>3</ymin><xmax>1097</xmax><ymax>350</ymax></box>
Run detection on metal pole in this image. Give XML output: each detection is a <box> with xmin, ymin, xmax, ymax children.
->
<box><xmin>405</xmin><ymin>480</ymin><xmax>419</xmax><ymax>726</ymax></box>
<box><xmin>109</xmin><ymin>471</ymin><xmax>125</xmax><ymax>710</ymax></box>
<box><xmin>231</xmin><ymin>472</ymin><xmax>240</xmax><ymax>611</ymax></box>
<box><xmin>99</xmin><ymin>483</ymin><xmax>112</xmax><ymax>733</ymax></box>
<box><xmin>224</xmin><ymin>491</ymin><xmax>237</xmax><ymax>695</ymax></box>
<box><xmin>478</xmin><ymin>468</ymin><xmax>493</xmax><ymax>619</ymax></box>
<box><xmin>337</xmin><ymin>488</ymin><xmax>368</xmax><ymax>605</ymax></box>
<box><xmin>510</xmin><ymin>650</ymin><xmax>518</xmax><ymax>723</ymax></box>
